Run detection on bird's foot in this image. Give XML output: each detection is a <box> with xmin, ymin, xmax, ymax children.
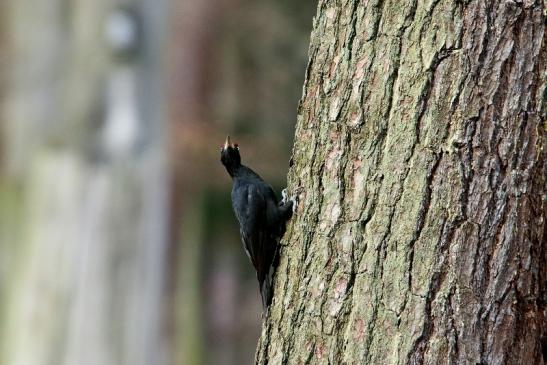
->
<box><xmin>281</xmin><ymin>188</ymin><xmax>288</xmax><ymax>204</ymax></box>
<box><xmin>281</xmin><ymin>188</ymin><xmax>299</xmax><ymax>215</ymax></box>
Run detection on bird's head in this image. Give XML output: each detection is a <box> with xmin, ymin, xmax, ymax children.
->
<box><xmin>220</xmin><ymin>135</ymin><xmax>241</xmax><ymax>174</ymax></box>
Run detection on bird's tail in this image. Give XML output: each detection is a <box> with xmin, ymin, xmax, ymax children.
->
<box><xmin>260</xmin><ymin>242</ymin><xmax>281</xmax><ymax>310</ymax></box>
<box><xmin>260</xmin><ymin>267</ymin><xmax>274</xmax><ymax>310</ymax></box>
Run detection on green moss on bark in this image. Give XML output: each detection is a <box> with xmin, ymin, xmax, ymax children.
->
<box><xmin>257</xmin><ymin>0</ymin><xmax>546</xmax><ymax>364</ymax></box>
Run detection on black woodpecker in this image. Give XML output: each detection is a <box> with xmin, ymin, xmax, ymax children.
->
<box><xmin>220</xmin><ymin>135</ymin><xmax>295</xmax><ymax>310</ymax></box>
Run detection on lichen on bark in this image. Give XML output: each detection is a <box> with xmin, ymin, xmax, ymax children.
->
<box><xmin>256</xmin><ymin>0</ymin><xmax>546</xmax><ymax>364</ymax></box>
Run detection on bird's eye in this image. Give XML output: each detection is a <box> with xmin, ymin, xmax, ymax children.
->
<box><xmin>234</xmin><ymin>143</ymin><xmax>239</xmax><ymax>149</ymax></box>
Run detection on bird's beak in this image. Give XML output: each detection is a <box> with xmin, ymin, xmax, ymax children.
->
<box><xmin>224</xmin><ymin>135</ymin><xmax>232</xmax><ymax>150</ymax></box>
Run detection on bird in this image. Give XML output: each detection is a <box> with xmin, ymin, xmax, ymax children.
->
<box><xmin>220</xmin><ymin>135</ymin><xmax>295</xmax><ymax>310</ymax></box>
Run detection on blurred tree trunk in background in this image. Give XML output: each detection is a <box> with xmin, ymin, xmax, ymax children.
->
<box><xmin>258</xmin><ymin>0</ymin><xmax>545</xmax><ymax>364</ymax></box>
<box><xmin>0</xmin><ymin>1</ymin><xmax>170</xmax><ymax>365</ymax></box>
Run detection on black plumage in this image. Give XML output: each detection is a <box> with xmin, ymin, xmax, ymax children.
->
<box><xmin>220</xmin><ymin>136</ymin><xmax>293</xmax><ymax>309</ymax></box>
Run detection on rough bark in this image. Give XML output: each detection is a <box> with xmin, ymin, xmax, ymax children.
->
<box><xmin>257</xmin><ymin>0</ymin><xmax>546</xmax><ymax>364</ymax></box>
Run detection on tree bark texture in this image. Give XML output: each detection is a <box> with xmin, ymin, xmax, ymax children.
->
<box><xmin>257</xmin><ymin>0</ymin><xmax>545</xmax><ymax>364</ymax></box>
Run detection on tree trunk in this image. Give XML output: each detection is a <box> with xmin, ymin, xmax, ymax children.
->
<box><xmin>257</xmin><ymin>0</ymin><xmax>545</xmax><ymax>364</ymax></box>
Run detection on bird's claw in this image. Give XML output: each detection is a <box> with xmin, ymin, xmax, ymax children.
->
<box><xmin>281</xmin><ymin>188</ymin><xmax>299</xmax><ymax>214</ymax></box>
<box><xmin>281</xmin><ymin>188</ymin><xmax>288</xmax><ymax>205</ymax></box>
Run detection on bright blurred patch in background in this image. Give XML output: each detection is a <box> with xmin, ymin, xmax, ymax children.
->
<box><xmin>0</xmin><ymin>1</ymin><xmax>316</xmax><ymax>365</ymax></box>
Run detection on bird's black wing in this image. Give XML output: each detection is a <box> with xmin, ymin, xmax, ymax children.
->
<box><xmin>232</xmin><ymin>183</ymin><xmax>277</xmax><ymax>307</ymax></box>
